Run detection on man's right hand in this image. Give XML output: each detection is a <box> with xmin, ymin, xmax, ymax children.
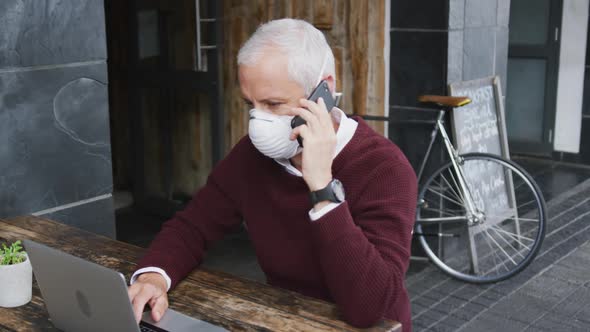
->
<box><xmin>127</xmin><ymin>272</ymin><xmax>169</xmax><ymax>323</ymax></box>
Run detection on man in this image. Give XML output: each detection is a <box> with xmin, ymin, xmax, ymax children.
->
<box><xmin>128</xmin><ymin>18</ymin><xmax>416</xmax><ymax>330</ymax></box>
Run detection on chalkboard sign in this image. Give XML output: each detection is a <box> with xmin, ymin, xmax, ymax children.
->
<box><xmin>448</xmin><ymin>76</ymin><xmax>510</xmax><ymax>158</ymax></box>
<box><xmin>448</xmin><ymin>77</ymin><xmax>516</xmax><ymax>243</ymax></box>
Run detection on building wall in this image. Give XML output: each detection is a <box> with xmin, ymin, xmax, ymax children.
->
<box><xmin>554</xmin><ymin>0</ymin><xmax>589</xmax><ymax>153</ymax></box>
<box><xmin>389</xmin><ymin>0</ymin><xmax>510</xmax><ymax>173</ymax></box>
<box><xmin>547</xmin><ymin>2</ymin><xmax>590</xmax><ymax>165</ymax></box>
<box><xmin>0</xmin><ymin>1</ymin><xmax>115</xmax><ymax>237</ymax></box>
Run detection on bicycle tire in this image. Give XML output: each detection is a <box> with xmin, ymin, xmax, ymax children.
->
<box><xmin>415</xmin><ymin>153</ymin><xmax>546</xmax><ymax>283</ymax></box>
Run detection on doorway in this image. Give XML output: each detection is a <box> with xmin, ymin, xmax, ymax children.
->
<box><xmin>506</xmin><ymin>0</ymin><xmax>562</xmax><ymax>154</ymax></box>
<box><xmin>104</xmin><ymin>0</ymin><xmax>223</xmax><ymax>245</ymax></box>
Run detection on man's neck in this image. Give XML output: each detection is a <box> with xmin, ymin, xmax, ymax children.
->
<box><xmin>290</xmin><ymin>153</ymin><xmax>303</xmax><ymax>171</ymax></box>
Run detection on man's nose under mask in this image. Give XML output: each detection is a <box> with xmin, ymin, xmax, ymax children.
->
<box><xmin>248</xmin><ymin>109</ymin><xmax>301</xmax><ymax>159</ymax></box>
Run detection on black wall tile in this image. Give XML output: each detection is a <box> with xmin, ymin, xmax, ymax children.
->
<box><xmin>389</xmin><ymin>107</ymin><xmax>449</xmax><ymax>180</ymax></box>
<box><xmin>41</xmin><ymin>196</ymin><xmax>116</xmax><ymax>238</ymax></box>
<box><xmin>390</xmin><ymin>31</ymin><xmax>448</xmax><ymax>107</ymax></box>
<box><xmin>580</xmin><ymin>118</ymin><xmax>590</xmax><ymax>165</ymax></box>
<box><xmin>389</xmin><ymin>121</ymin><xmax>434</xmax><ymax>174</ymax></box>
<box><xmin>583</xmin><ymin>70</ymin><xmax>590</xmax><ymax>116</ymax></box>
<box><xmin>0</xmin><ymin>0</ymin><xmax>107</xmax><ymax>68</ymax></box>
<box><xmin>0</xmin><ymin>63</ymin><xmax>113</xmax><ymax>218</ymax></box>
<box><xmin>391</xmin><ymin>0</ymin><xmax>447</xmax><ymax>30</ymax></box>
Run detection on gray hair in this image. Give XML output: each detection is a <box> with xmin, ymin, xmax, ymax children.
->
<box><xmin>237</xmin><ymin>18</ymin><xmax>335</xmax><ymax>95</ymax></box>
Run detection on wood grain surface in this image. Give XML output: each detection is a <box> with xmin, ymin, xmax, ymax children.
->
<box><xmin>0</xmin><ymin>216</ymin><xmax>401</xmax><ymax>332</ymax></box>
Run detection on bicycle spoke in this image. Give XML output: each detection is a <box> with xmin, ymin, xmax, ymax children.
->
<box><xmin>517</xmin><ymin>200</ymin><xmax>536</xmax><ymax>209</ymax></box>
<box><xmin>429</xmin><ymin>178</ymin><xmax>463</xmax><ymax>204</ymax></box>
<box><xmin>506</xmin><ymin>217</ymin><xmax>539</xmax><ymax>223</ymax></box>
<box><xmin>482</xmin><ymin>228</ymin><xmax>517</xmax><ymax>266</ymax></box>
<box><xmin>489</xmin><ymin>227</ymin><xmax>527</xmax><ymax>260</ymax></box>
<box><xmin>439</xmin><ymin>173</ymin><xmax>464</xmax><ymax>204</ymax></box>
<box><xmin>426</xmin><ymin>187</ymin><xmax>464</xmax><ymax>206</ymax></box>
<box><xmin>512</xmin><ymin>177</ymin><xmax>530</xmax><ymax>191</ymax></box>
<box><xmin>446</xmin><ymin>169</ymin><xmax>468</xmax><ymax>207</ymax></box>
<box><xmin>489</xmin><ymin>225</ymin><xmax>534</xmax><ymax>249</ymax></box>
<box><xmin>484</xmin><ymin>215</ymin><xmax>540</xmax><ymax>224</ymax></box>
<box><xmin>427</xmin><ymin>207</ymin><xmax>466</xmax><ymax>215</ymax></box>
<box><xmin>480</xmin><ymin>227</ymin><xmax>507</xmax><ymax>274</ymax></box>
<box><xmin>420</xmin><ymin>207</ymin><xmax>457</xmax><ymax>217</ymax></box>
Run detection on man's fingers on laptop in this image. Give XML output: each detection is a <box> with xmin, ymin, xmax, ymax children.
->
<box><xmin>128</xmin><ymin>273</ymin><xmax>169</xmax><ymax>322</ymax></box>
<box><xmin>127</xmin><ymin>282</ymin><xmax>141</xmax><ymax>300</ymax></box>
<box><xmin>150</xmin><ymin>295</ymin><xmax>169</xmax><ymax>322</ymax></box>
<box><xmin>132</xmin><ymin>291</ymin><xmax>152</xmax><ymax>323</ymax></box>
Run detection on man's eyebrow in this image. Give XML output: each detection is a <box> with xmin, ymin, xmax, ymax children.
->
<box><xmin>241</xmin><ymin>97</ymin><xmax>287</xmax><ymax>104</ymax></box>
<box><xmin>259</xmin><ymin>97</ymin><xmax>287</xmax><ymax>103</ymax></box>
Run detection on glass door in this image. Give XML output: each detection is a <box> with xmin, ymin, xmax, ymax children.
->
<box><xmin>506</xmin><ymin>0</ymin><xmax>562</xmax><ymax>154</ymax></box>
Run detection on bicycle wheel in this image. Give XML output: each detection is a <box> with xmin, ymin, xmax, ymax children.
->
<box><xmin>415</xmin><ymin>153</ymin><xmax>546</xmax><ymax>283</ymax></box>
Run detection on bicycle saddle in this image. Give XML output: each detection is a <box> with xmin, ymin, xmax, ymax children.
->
<box><xmin>418</xmin><ymin>95</ymin><xmax>471</xmax><ymax>108</ymax></box>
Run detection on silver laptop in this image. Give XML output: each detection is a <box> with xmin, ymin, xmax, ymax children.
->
<box><xmin>24</xmin><ymin>240</ymin><xmax>227</xmax><ymax>332</ymax></box>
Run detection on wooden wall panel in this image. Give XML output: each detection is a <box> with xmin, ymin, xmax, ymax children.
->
<box><xmin>222</xmin><ymin>0</ymin><xmax>388</xmax><ymax>152</ymax></box>
<box><xmin>348</xmin><ymin>0</ymin><xmax>369</xmax><ymax>116</ymax></box>
<box><xmin>367</xmin><ymin>0</ymin><xmax>387</xmax><ymax>134</ymax></box>
<box><xmin>332</xmin><ymin>46</ymin><xmax>344</xmax><ymax>91</ymax></box>
<box><xmin>290</xmin><ymin>0</ymin><xmax>311</xmax><ymax>20</ymax></box>
<box><xmin>313</xmin><ymin>0</ymin><xmax>334</xmax><ymax>29</ymax></box>
<box><xmin>222</xmin><ymin>2</ymin><xmax>260</xmax><ymax>152</ymax></box>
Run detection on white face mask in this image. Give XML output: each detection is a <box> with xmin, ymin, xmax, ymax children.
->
<box><xmin>247</xmin><ymin>52</ymin><xmax>329</xmax><ymax>159</ymax></box>
<box><xmin>248</xmin><ymin>109</ymin><xmax>300</xmax><ymax>159</ymax></box>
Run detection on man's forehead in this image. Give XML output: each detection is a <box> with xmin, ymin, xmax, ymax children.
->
<box><xmin>239</xmin><ymin>61</ymin><xmax>303</xmax><ymax>100</ymax></box>
<box><xmin>240</xmin><ymin>54</ymin><xmax>288</xmax><ymax>76</ymax></box>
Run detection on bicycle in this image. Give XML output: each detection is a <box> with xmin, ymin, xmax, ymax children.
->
<box><xmin>412</xmin><ymin>95</ymin><xmax>547</xmax><ymax>284</ymax></box>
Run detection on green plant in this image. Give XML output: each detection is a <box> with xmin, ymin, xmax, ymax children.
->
<box><xmin>0</xmin><ymin>240</ymin><xmax>26</xmax><ymax>265</ymax></box>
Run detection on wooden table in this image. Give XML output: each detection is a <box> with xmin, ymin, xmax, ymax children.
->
<box><xmin>0</xmin><ymin>216</ymin><xmax>401</xmax><ymax>332</ymax></box>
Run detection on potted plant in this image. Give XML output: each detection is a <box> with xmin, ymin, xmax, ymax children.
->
<box><xmin>0</xmin><ymin>240</ymin><xmax>32</xmax><ymax>307</ymax></box>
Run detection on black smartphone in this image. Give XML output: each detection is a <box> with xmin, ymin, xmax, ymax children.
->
<box><xmin>291</xmin><ymin>80</ymin><xmax>336</xmax><ymax>146</ymax></box>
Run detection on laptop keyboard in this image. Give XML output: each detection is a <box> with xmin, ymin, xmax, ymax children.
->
<box><xmin>140</xmin><ymin>321</ymin><xmax>169</xmax><ymax>332</ymax></box>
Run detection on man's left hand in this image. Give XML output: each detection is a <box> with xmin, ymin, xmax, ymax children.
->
<box><xmin>289</xmin><ymin>97</ymin><xmax>337</xmax><ymax>192</ymax></box>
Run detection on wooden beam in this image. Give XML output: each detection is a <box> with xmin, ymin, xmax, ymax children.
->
<box><xmin>348</xmin><ymin>0</ymin><xmax>369</xmax><ymax>116</ymax></box>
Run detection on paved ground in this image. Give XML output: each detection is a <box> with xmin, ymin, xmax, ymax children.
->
<box><xmin>408</xmin><ymin>178</ymin><xmax>590</xmax><ymax>331</ymax></box>
<box><xmin>459</xmin><ymin>240</ymin><xmax>590</xmax><ymax>331</ymax></box>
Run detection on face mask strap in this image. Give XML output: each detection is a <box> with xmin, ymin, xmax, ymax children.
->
<box><xmin>315</xmin><ymin>51</ymin><xmax>329</xmax><ymax>86</ymax></box>
<box><xmin>315</xmin><ymin>51</ymin><xmax>341</xmax><ymax>103</ymax></box>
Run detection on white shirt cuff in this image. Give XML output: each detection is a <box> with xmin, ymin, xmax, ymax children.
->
<box><xmin>308</xmin><ymin>202</ymin><xmax>343</xmax><ymax>221</ymax></box>
<box><xmin>130</xmin><ymin>267</ymin><xmax>172</xmax><ymax>291</ymax></box>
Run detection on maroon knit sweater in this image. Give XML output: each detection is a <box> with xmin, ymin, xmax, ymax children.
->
<box><xmin>137</xmin><ymin>117</ymin><xmax>417</xmax><ymax>330</ymax></box>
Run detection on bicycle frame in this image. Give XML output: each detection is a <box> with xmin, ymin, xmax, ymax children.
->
<box><xmin>415</xmin><ymin>109</ymin><xmax>479</xmax><ymax>219</ymax></box>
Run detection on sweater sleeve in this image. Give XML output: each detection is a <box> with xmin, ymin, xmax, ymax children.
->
<box><xmin>309</xmin><ymin>159</ymin><xmax>417</xmax><ymax>328</ymax></box>
<box><xmin>135</xmin><ymin>174</ymin><xmax>242</xmax><ymax>290</ymax></box>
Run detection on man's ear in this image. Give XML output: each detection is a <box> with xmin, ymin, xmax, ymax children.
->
<box><xmin>323</xmin><ymin>75</ymin><xmax>336</xmax><ymax>94</ymax></box>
